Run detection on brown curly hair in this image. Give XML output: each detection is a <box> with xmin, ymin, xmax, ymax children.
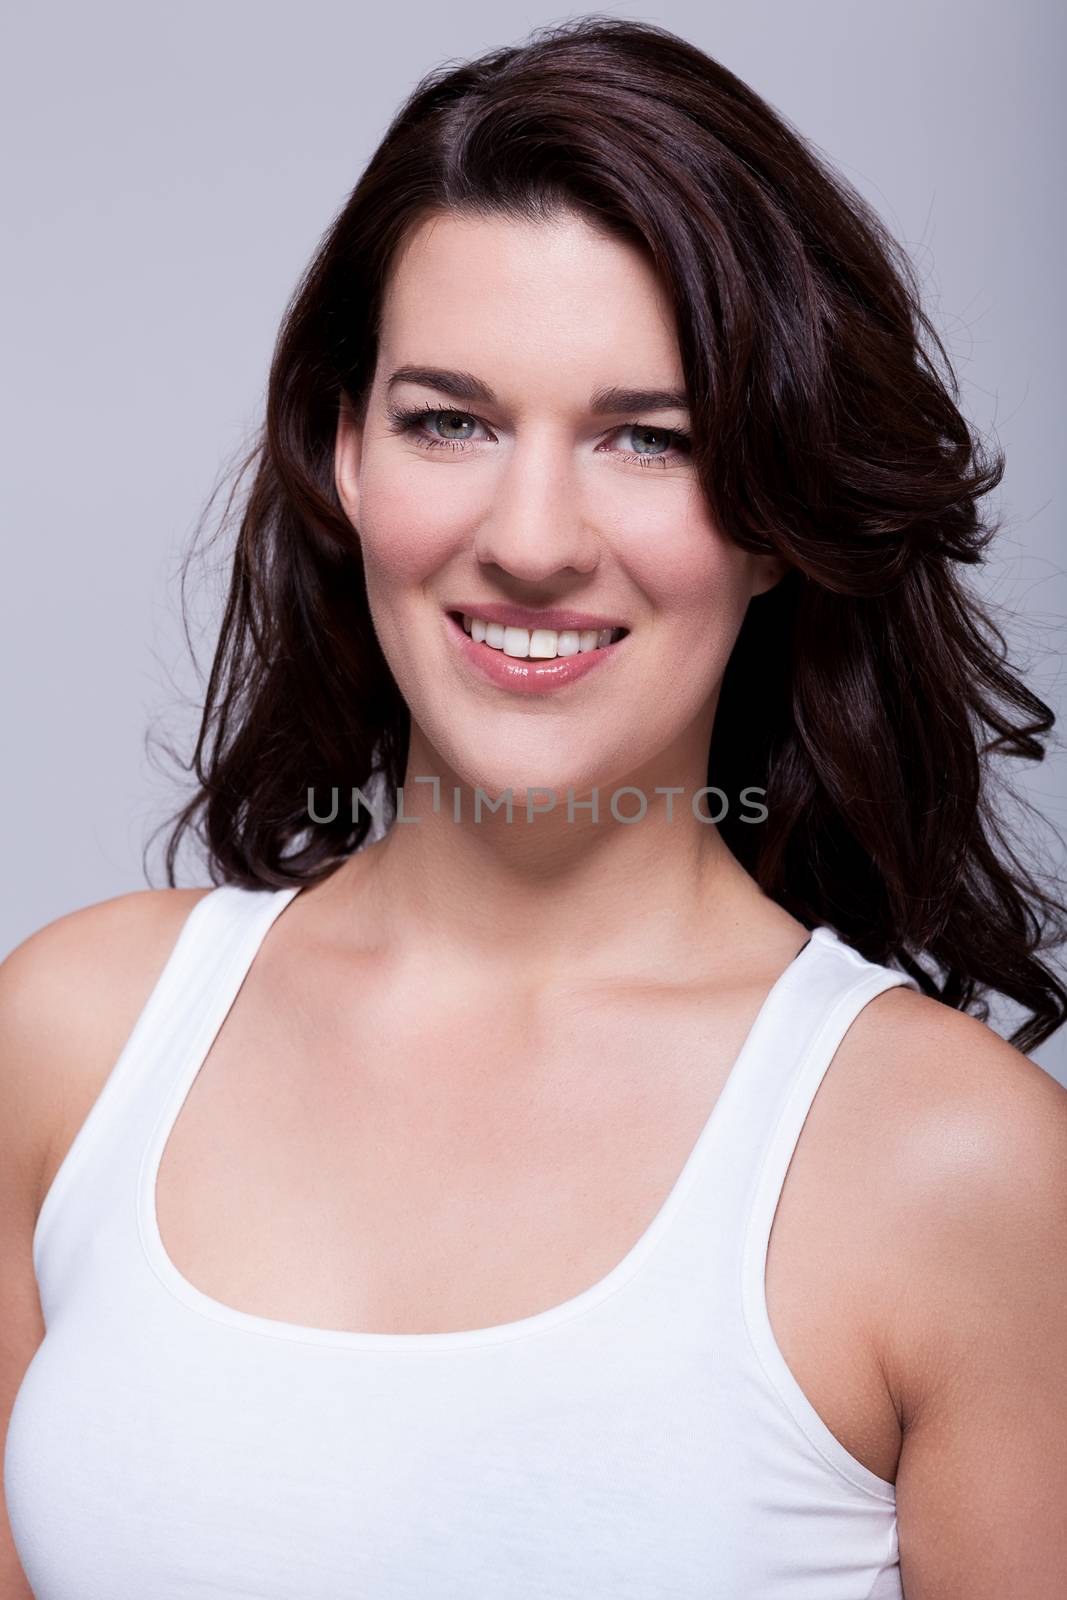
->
<box><xmin>150</xmin><ymin>14</ymin><xmax>1067</xmax><ymax>1051</ymax></box>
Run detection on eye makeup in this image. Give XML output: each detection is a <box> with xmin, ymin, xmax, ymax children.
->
<box><xmin>384</xmin><ymin>400</ymin><xmax>692</xmax><ymax>470</ymax></box>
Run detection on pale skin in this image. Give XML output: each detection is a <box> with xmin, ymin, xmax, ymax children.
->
<box><xmin>1</xmin><ymin>209</ymin><xmax>1065</xmax><ymax>1597</ymax></box>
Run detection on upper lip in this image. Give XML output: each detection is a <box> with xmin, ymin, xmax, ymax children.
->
<box><xmin>446</xmin><ymin>602</ymin><xmax>629</xmax><ymax>633</ymax></box>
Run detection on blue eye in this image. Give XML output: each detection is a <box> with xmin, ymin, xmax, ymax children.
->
<box><xmin>385</xmin><ymin>404</ymin><xmax>488</xmax><ymax>450</ymax></box>
<box><xmin>385</xmin><ymin>402</ymin><xmax>692</xmax><ymax>469</ymax></box>
<box><xmin>617</xmin><ymin>423</ymin><xmax>691</xmax><ymax>463</ymax></box>
<box><xmin>417</xmin><ymin>409</ymin><xmax>481</xmax><ymax>444</ymax></box>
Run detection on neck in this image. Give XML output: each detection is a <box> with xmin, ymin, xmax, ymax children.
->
<box><xmin>323</xmin><ymin>735</ymin><xmax>779</xmax><ymax>992</ymax></box>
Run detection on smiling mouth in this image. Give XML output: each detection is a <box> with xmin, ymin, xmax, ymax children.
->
<box><xmin>447</xmin><ymin>611</ymin><xmax>629</xmax><ymax>660</ymax></box>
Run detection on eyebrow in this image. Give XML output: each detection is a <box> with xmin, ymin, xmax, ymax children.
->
<box><xmin>386</xmin><ymin>365</ymin><xmax>689</xmax><ymax>416</ymax></box>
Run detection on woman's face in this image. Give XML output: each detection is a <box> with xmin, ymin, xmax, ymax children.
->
<box><xmin>335</xmin><ymin>208</ymin><xmax>784</xmax><ymax>803</ymax></box>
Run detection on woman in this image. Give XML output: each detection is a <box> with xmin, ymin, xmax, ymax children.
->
<box><xmin>3</xmin><ymin>15</ymin><xmax>1065</xmax><ymax>1598</ymax></box>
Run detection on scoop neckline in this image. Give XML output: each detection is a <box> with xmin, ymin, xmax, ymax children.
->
<box><xmin>136</xmin><ymin>893</ymin><xmax>836</xmax><ymax>1353</ymax></box>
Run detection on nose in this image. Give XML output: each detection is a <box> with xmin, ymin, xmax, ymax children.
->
<box><xmin>471</xmin><ymin>430</ymin><xmax>600</xmax><ymax>583</ymax></box>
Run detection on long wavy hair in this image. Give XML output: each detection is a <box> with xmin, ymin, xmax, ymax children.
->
<box><xmin>151</xmin><ymin>14</ymin><xmax>1067</xmax><ymax>1051</ymax></box>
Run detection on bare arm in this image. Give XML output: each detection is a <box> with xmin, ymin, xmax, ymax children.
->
<box><xmin>0</xmin><ymin>888</ymin><xmax>210</xmax><ymax>1597</ymax></box>
<box><xmin>879</xmin><ymin>1005</ymin><xmax>1067</xmax><ymax>1597</ymax></box>
<box><xmin>0</xmin><ymin>936</ymin><xmax>49</xmax><ymax>1600</ymax></box>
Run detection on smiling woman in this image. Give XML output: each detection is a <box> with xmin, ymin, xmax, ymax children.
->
<box><xmin>328</xmin><ymin>203</ymin><xmax>791</xmax><ymax>795</ymax></box>
<box><xmin>3</xmin><ymin>13</ymin><xmax>1067</xmax><ymax>1600</ymax></box>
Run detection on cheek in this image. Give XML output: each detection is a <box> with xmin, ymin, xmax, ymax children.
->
<box><xmin>619</xmin><ymin>492</ymin><xmax>751</xmax><ymax>639</ymax></box>
<box><xmin>355</xmin><ymin>454</ymin><xmax>464</xmax><ymax>585</ymax></box>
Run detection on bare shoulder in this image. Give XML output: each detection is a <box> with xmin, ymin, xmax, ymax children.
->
<box><xmin>0</xmin><ymin>889</ymin><xmax>213</xmax><ymax>1594</ymax></box>
<box><xmin>834</xmin><ymin>985</ymin><xmax>1067</xmax><ymax>1590</ymax></box>
<box><xmin>0</xmin><ymin>886</ymin><xmax>214</xmax><ymax>1220</ymax></box>
<box><xmin>834</xmin><ymin>984</ymin><xmax>1067</xmax><ymax>1364</ymax></box>
<box><xmin>811</xmin><ymin>977</ymin><xmax>1063</xmax><ymax>1157</ymax></box>
<box><xmin>839</xmin><ymin>981</ymin><xmax>1067</xmax><ymax>1221</ymax></box>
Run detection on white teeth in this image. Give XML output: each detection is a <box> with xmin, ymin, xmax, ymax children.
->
<box><xmin>532</xmin><ymin>627</ymin><xmax>578</xmax><ymax>658</ymax></box>
<box><xmin>459</xmin><ymin>614</ymin><xmax>624</xmax><ymax>659</ymax></box>
<box><xmin>503</xmin><ymin>625</ymin><xmax>531</xmax><ymax>658</ymax></box>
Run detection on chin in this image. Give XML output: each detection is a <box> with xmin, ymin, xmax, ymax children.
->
<box><xmin>433</xmin><ymin>746</ymin><xmax>607</xmax><ymax>809</ymax></box>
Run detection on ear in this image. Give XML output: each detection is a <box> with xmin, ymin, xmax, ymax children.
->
<box><xmin>334</xmin><ymin>390</ymin><xmax>365</xmax><ymax>529</ymax></box>
<box><xmin>749</xmin><ymin>552</ymin><xmax>790</xmax><ymax>600</ymax></box>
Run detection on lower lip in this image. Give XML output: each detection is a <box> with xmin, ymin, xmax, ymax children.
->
<box><xmin>444</xmin><ymin>612</ymin><xmax>628</xmax><ymax>695</ymax></box>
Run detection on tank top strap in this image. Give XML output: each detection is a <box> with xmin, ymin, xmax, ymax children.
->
<box><xmin>722</xmin><ymin>924</ymin><xmax>919</xmax><ymax>1214</ymax></box>
<box><xmin>32</xmin><ymin>883</ymin><xmax>299</xmax><ymax>1303</ymax></box>
<box><xmin>633</xmin><ymin>924</ymin><xmax>920</xmax><ymax>1355</ymax></box>
<box><xmin>728</xmin><ymin>921</ymin><xmax>920</xmax><ymax>1266</ymax></box>
<box><xmin>733</xmin><ymin>926</ymin><xmax>919</xmax><ymax>1492</ymax></box>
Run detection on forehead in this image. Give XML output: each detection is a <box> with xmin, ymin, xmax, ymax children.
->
<box><xmin>379</xmin><ymin>210</ymin><xmax>683</xmax><ymax>390</ymax></box>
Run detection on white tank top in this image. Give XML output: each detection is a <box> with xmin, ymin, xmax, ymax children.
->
<box><xmin>5</xmin><ymin>883</ymin><xmax>920</xmax><ymax>1599</ymax></box>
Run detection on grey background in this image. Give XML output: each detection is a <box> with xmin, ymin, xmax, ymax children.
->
<box><xmin>3</xmin><ymin>1</ymin><xmax>1065</xmax><ymax>1079</ymax></box>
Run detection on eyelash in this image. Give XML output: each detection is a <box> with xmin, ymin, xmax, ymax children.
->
<box><xmin>384</xmin><ymin>401</ymin><xmax>693</xmax><ymax>470</ymax></box>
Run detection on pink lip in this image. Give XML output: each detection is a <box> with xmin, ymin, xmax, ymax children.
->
<box><xmin>443</xmin><ymin>610</ymin><xmax>627</xmax><ymax>696</ymax></box>
<box><xmin>444</xmin><ymin>601</ymin><xmax>629</xmax><ymax>633</ymax></box>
